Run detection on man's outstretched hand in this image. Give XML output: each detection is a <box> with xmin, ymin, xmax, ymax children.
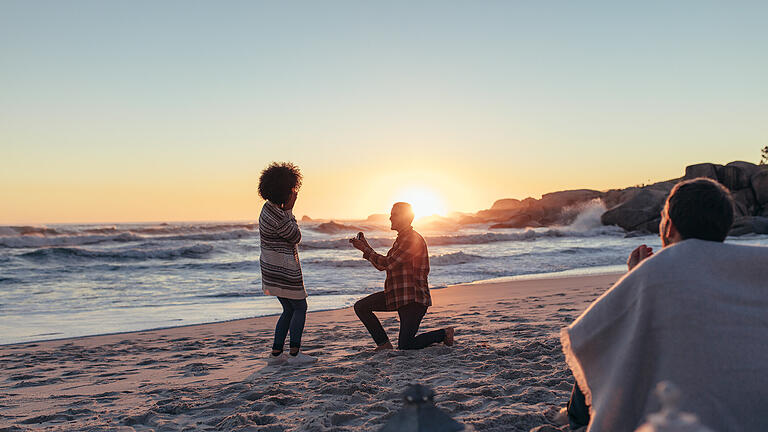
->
<box><xmin>627</xmin><ymin>244</ymin><xmax>653</xmax><ymax>271</ymax></box>
<box><xmin>349</xmin><ymin>232</ymin><xmax>370</xmax><ymax>252</ymax></box>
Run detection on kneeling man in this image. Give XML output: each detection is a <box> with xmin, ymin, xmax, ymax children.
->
<box><xmin>350</xmin><ymin>202</ymin><xmax>454</xmax><ymax>351</ymax></box>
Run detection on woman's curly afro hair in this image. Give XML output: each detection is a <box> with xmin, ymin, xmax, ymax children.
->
<box><xmin>258</xmin><ymin>162</ymin><xmax>303</xmax><ymax>206</ymax></box>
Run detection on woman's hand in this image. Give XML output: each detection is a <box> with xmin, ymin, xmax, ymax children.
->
<box><xmin>280</xmin><ymin>189</ymin><xmax>299</xmax><ymax>211</ymax></box>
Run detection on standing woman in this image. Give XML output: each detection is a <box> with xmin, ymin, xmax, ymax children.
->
<box><xmin>258</xmin><ymin>162</ymin><xmax>316</xmax><ymax>365</ymax></box>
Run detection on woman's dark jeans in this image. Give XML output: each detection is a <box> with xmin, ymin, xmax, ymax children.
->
<box><xmin>272</xmin><ymin>297</ymin><xmax>307</xmax><ymax>351</ymax></box>
<box><xmin>354</xmin><ymin>291</ymin><xmax>446</xmax><ymax>350</ymax></box>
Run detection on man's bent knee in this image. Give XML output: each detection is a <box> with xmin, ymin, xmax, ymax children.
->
<box><xmin>353</xmin><ymin>300</ymin><xmax>366</xmax><ymax>317</ymax></box>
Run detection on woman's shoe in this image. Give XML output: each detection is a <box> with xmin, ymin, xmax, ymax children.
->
<box><xmin>286</xmin><ymin>352</ymin><xmax>317</xmax><ymax>365</ymax></box>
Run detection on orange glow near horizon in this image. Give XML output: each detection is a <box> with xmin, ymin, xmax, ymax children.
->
<box><xmin>392</xmin><ymin>186</ymin><xmax>447</xmax><ymax>220</ymax></box>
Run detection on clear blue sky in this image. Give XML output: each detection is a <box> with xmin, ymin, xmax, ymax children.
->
<box><xmin>1</xmin><ymin>1</ymin><xmax>766</xmax><ymax>223</ymax></box>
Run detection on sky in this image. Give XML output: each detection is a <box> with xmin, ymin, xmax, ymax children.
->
<box><xmin>1</xmin><ymin>0</ymin><xmax>767</xmax><ymax>224</ymax></box>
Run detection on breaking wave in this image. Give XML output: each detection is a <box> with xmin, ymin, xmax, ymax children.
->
<box><xmin>0</xmin><ymin>229</ymin><xmax>256</xmax><ymax>248</ymax></box>
<box><xmin>19</xmin><ymin>244</ymin><xmax>214</xmax><ymax>262</ymax></box>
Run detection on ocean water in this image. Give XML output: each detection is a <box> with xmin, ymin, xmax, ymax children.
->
<box><xmin>2</xmin><ymin>204</ymin><xmax>767</xmax><ymax>345</ymax></box>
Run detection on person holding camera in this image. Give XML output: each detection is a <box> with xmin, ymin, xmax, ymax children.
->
<box><xmin>349</xmin><ymin>202</ymin><xmax>455</xmax><ymax>351</ymax></box>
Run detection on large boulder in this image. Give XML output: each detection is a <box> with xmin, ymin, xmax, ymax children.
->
<box><xmin>538</xmin><ymin>189</ymin><xmax>603</xmax><ymax>209</ymax></box>
<box><xmin>489</xmin><ymin>214</ymin><xmax>539</xmax><ymax>229</ymax></box>
<box><xmin>644</xmin><ymin>179</ymin><xmax>679</xmax><ymax>194</ymax></box>
<box><xmin>731</xmin><ymin>188</ymin><xmax>757</xmax><ymax>217</ymax></box>
<box><xmin>729</xmin><ymin>216</ymin><xmax>768</xmax><ymax>236</ymax></box>
<box><xmin>751</xmin><ymin>169</ymin><xmax>768</xmax><ymax>205</ymax></box>
<box><xmin>602</xmin><ymin>187</ymin><xmax>641</xmax><ymax>209</ymax></box>
<box><xmin>476</xmin><ymin>207</ymin><xmax>524</xmax><ymax>222</ymax></box>
<box><xmin>684</xmin><ymin>163</ymin><xmax>720</xmax><ymax>181</ymax></box>
<box><xmin>601</xmin><ymin>188</ymin><xmax>668</xmax><ymax>232</ymax></box>
<box><xmin>717</xmin><ymin>164</ymin><xmax>751</xmax><ymax>190</ymax></box>
<box><xmin>727</xmin><ymin>161</ymin><xmax>761</xmax><ymax>179</ymax></box>
<box><xmin>311</xmin><ymin>220</ymin><xmax>363</xmax><ymax>234</ymax></box>
<box><xmin>490</xmin><ymin>198</ymin><xmax>523</xmax><ymax>210</ymax></box>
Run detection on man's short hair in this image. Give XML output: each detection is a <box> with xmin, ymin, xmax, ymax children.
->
<box><xmin>258</xmin><ymin>162</ymin><xmax>302</xmax><ymax>206</ymax></box>
<box><xmin>666</xmin><ymin>177</ymin><xmax>734</xmax><ymax>242</ymax></box>
<box><xmin>392</xmin><ymin>202</ymin><xmax>415</xmax><ymax>223</ymax></box>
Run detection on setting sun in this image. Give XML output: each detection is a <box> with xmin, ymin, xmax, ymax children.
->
<box><xmin>394</xmin><ymin>186</ymin><xmax>447</xmax><ymax>219</ymax></box>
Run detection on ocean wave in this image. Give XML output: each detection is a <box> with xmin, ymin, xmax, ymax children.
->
<box><xmin>0</xmin><ymin>228</ymin><xmax>257</xmax><ymax>249</ymax></box>
<box><xmin>0</xmin><ymin>226</ymin><xmax>63</xmax><ymax>236</ymax></box>
<box><xmin>430</xmin><ymin>251</ymin><xmax>487</xmax><ymax>265</ymax></box>
<box><xmin>299</xmin><ymin>230</ymin><xmax>563</xmax><ymax>251</ymax></box>
<box><xmin>303</xmin><ymin>258</ymin><xmax>370</xmax><ymax>268</ymax></box>
<box><xmin>299</xmin><ymin>228</ymin><xmax>623</xmax><ymax>254</ymax></box>
<box><xmin>298</xmin><ymin>232</ymin><xmax>536</xmax><ymax>251</ymax></box>
<box><xmin>0</xmin><ymin>232</ymin><xmax>143</xmax><ymax>248</ymax></box>
<box><xmin>158</xmin><ymin>229</ymin><xmax>257</xmax><ymax>242</ymax></box>
<box><xmin>129</xmin><ymin>223</ymin><xmax>258</xmax><ymax>235</ymax></box>
<box><xmin>19</xmin><ymin>244</ymin><xmax>214</xmax><ymax>262</ymax></box>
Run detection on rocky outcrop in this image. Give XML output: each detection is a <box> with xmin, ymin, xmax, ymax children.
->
<box><xmin>311</xmin><ymin>221</ymin><xmax>364</xmax><ymax>234</ymax></box>
<box><xmin>684</xmin><ymin>163</ymin><xmax>719</xmax><ymax>181</ymax></box>
<box><xmin>490</xmin><ymin>198</ymin><xmax>523</xmax><ymax>210</ymax></box>
<box><xmin>474</xmin><ymin>160</ymin><xmax>768</xmax><ymax>236</ymax></box>
<box><xmin>539</xmin><ymin>189</ymin><xmax>603</xmax><ymax>209</ymax></box>
<box><xmin>489</xmin><ymin>215</ymin><xmax>539</xmax><ymax>229</ymax></box>
<box><xmin>598</xmin><ymin>161</ymin><xmax>768</xmax><ymax>235</ymax></box>
<box><xmin>752</xmin><ymin>169</ymin><xmax>768</xmax><ymax>205</ymax></box>
<box><xmin>729</xmin><ymin>216</ymin><xmax>768</xmax><ymax>236</ymax></box>
<box><xmin>480</xmin><ymin>189</ymin><xmax>604</xmax><ymax>228</ymax></box>
<box><xmin>600</xmin><ymin>189</ymin><xmax>668</xmax><ymax>233</ymax></box>
<box><xmin>717</xmin><ymin>165</ymin><xmax>752</xmax><ymax>190</ymax></box>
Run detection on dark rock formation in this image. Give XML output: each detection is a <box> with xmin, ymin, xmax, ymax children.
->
<box><xmin>717</xmin><ymin>165</ymin><xmax>752</xmax><ymax>190</ymax></box>
<box><xmin>366</xmin><ymin>214</ymin><xmax>389</xmax><ymax>223</ymax></box>
<box><xmin>684</xmin><ymin>163</ymin><xmax>719</xmax><ymax>181</ymax></box>
<box><xmin>731</xmin><ymin>188</ymin><xmax>757</xmax><ymax>218</ymax></box>
<box><xmin>490</xmin><ymin>198</ymin><xmax>523</xmax><ymax>210</ymax></box>
<box><xmin>729</xmin><ymin>216</ymin><xmax>768</xmax><ymax>236</ymax></box>
<box><xmin>311</xmin><ymin>221</ymin><xmax>363</xmax><ymax>234</ymax></box>
<box><xmin>489</xmin><ymin>215</ymin><xmax>538</xmax><ymax>229</ymax></box>
<box><xmin>473</xmin><ymin>161</ymin><xmax>768</xmax><ymax>236</ymax></box>
<box><xmin>751</xmin><ymin>169</ymin><xmax>768</xmax><ymax>205</ymax></box>
<box><xmin>600</xmin><ymin>188</ymin><xmax>668</xmax><ymax>233</ymax></box>
<box><xmin>539</xmin><ymin>189</ymin><xmax>602</xmax><ymax>206</ymax></box>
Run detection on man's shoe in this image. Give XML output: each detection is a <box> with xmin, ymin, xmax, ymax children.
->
<box><xmin>286</xmin><ymin>352</ymin><xmax>318</xmax><ymax>365</ymax></box>
<box><xmin>444</xmin><ymin>327</ymin><xmax>455</xmax><ymax>346</ymax></box>
<box><xmin>266</xmin><ymin>352</ymin><xmax>288</xmax><ymax>366</ymax></box>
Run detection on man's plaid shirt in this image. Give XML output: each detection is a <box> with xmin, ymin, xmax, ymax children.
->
<box><xmin>362</xmin><ymin>227</ymin><xmax>432</xmax><ymax>310</ymax></box>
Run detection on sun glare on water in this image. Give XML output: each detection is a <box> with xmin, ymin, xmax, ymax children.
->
<box><xmin>394</xmin><ymin>187</ymin><xmax>447</xmax><ymax>220</ymax></box>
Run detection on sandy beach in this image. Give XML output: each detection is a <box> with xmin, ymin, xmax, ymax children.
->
<box><xmin>0</xmin><ymin>273</ymin><xmax>621</xmax><ymax>432</ymax></box>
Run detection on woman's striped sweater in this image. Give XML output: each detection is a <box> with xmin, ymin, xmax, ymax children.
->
<box><xmin>258</xmin><ymin>201</ymin><xmax>307</xmax><ymax>300</ymax></box>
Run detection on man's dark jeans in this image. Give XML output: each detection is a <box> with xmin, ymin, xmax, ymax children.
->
<box><xmin>354</xmin><ymin>291</ymin><xmax>445</xmax><ymax>350</ymax></box>
<box><xmin>272</xmin><ymin>297</ymin><xmax>307</xmax><ymax>351</ymax></box>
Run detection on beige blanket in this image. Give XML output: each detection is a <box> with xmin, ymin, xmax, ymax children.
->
<box><xmin>561</xmin><ymin>239</ymin><xmax>768</xmax><ymax>431</ymax></box>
